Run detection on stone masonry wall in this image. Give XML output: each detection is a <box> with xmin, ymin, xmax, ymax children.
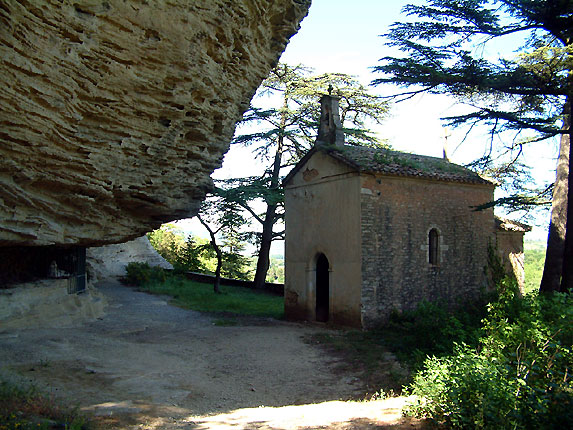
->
<box><xmin>360</xmin><ymin>175</ymin><xmax>495</xmax><ymax>328</ymax></box>
<box><xmin>284</xmin><ymin>152</ymin><xmax>363</xmax><ymax>327</ymax></box>
<box><xmin>496</xmin><ymin>231</ymin><xmax>526</xmax><ymax>293</ymax></box>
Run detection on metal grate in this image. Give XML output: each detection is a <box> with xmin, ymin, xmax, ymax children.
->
<box><xmin>67</xmin><ymin>247</ymin><xmax>87</xmax><ymax>294</ymax></box>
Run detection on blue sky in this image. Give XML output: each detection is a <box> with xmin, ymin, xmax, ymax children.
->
<box><xmin>185</xmin><ymin>0</ymin><xmax>556</xmax><ymax>243</ymax></box>
<box><xmin>219</xmin><ymin>0</ymin><xmax>558</xmax><ymax>177</ymax></box>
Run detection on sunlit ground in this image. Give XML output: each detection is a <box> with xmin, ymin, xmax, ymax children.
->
<box><xmin>83</xmin><ymin>396</ymin><xmax>425</xmax><ymax>429</ymax></box>
<box><xmin>183</xmin><ymin>396</ymin><xmax>422</xmax><ymax>430</ymax></box>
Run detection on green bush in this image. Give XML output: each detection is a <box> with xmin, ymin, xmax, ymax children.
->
<box><xmin>124</xmin><ymin>262</ymin><xmax>166</xmax><ymax>286</ymax></box>
<box><xmin>378</xmin><ymin>296</ymin><xmax>490</xmax><ymax>371</ymax></box>
<box><xmin>397</xmin><ymin>300</ymin><xmax>484</xmax><ymax>353</ymax></box>
<box><xmin>0</xmin><ymin>379</ymin><xmax>87</xmax><ymax>430</ymax></box>
<box><xmin>406</xmin><ymin>344</ymin><xmax>515</xmax><ymax>429</ymax></box>
<box><xmin>405</xmin><ymin>278</ymin><xmax>573</xmax><ymax>429</ymax></box>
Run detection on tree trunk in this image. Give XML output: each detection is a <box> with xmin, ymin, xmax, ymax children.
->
<box><xmin>252</xmin><ymin>203</ymin><xmax>277</xmax><ymax>290</ymax></box>
<box><xmin>559</xmin><ymin>98</ymin><xmax>572</xmax><ymax>292</ymax></box>
<box><xmin>540</xmin><ymin>102</ymin><xmax>571</xmax><ymax>292</ymax></box>
<box><xmin>252</xmin><ymin>92</ymin><xmax>287</xmax><ymax>290</ymax></box>
<box><xmin>198</xmin><ymin>215</ymin><xmax>221</xmax><ymax>294</ymax></box>
<box><xmin>213</xmin><ymin>245</ymin><xmax>222</xmax><ymax>294</ymax></box>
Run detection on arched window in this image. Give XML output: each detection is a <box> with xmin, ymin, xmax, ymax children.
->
<box><xmin>429</xmin><ymin>229</ymin><xmax>439</xmax><ymax>265</ymax></box>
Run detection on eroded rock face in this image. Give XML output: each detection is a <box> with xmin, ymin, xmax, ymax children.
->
<box><xmin>0</xmin><ymin>0</ymin><xmax>309</xmax><ymax>246</ymax></box>
<box><xmin>87</xmin><ymin>236</ymin><xmax>173</xmax><ymax>283</ymax></box>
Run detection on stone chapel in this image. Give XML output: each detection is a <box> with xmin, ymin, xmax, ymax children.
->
<box><xmin>283</xmin><ymin>95</ymin><xmax>529</xmax><ymax>329</ymax></box>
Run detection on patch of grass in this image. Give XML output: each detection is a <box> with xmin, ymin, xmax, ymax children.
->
<box><xmin>137</xmin><ymin>275</ymin><xmax>284</xmax><ymax>320</ymax></box>
<box><xmin>0</xmin><ymin>379</ymin><xmax>88</xmax><ymax>430</ymax></box>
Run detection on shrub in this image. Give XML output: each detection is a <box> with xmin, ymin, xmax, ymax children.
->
<box><xmin>398</xmin><ymin>300</ymin><xmax>482</xmax><ymax>353</ymax></box>
<box><xmin>0</xmin><ymin>379</ymin><xmax>87</xmax><ymax>430</ymax></box>
<box><xmin>379</xmin><ymin>297</ymin><xmax>488</xmax><ymax>370</ymax></box>
<box><xmin>405</xmin><ymin>278</ymin><xmax>573</xmax><ymax>429</ymax></box>
<box><xmin>124</xmin><ymin>262</ymin><xmax>166</xmax><ymax>286</ymax></box>
<box><xmin>406</xmin><ymin>345</ymin><xmax>515</xmax><ymax>429</ymax></box>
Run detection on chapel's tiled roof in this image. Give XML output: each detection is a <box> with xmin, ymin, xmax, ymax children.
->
<box><xmin>324</xmin><ymin>145</ymin><xmax>495</xmax><ymax>185</ymax></box>
<box><xmin>495</xmin><ymin>217</ymin><xmax>532</xmax><ymax>232</ymax></box>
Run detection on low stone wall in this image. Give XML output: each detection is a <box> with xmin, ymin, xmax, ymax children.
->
<box><xmin>183</xmin><ymin>272</ymin><xmax>284</xmax><ymax>296</ymax></box>
<box><xmin>0</xmin><ymin>279</ymin><xmax>106</xmax><ymax>331</ymax></box>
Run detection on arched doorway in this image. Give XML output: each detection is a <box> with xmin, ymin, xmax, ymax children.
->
<box><xmin>315</xmin><ymin>253</ymin><xmax>329</xmax><ymax>322</ymax></box>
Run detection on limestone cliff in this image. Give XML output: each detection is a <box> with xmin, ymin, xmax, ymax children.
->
<box><xmin>0</xmin><ymin>0</ymin><xmax>310</xmax><ymax>247</ymax></box>
<box><xmin>87</xmin><ymin>236</ymin><xmax>173</xmax><ymax>283</ymax></box>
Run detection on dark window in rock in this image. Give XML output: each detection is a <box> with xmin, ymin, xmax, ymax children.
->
<box><xmin>429</xmin><ymin>228</ymin><xmax>439</xmax><ymax>265</ymax></box>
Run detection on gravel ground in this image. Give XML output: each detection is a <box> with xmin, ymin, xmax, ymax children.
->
<box><xmin>0</xmin><ymin>279</ymin><xmax>424</xmax><ymax>429</ymax></box>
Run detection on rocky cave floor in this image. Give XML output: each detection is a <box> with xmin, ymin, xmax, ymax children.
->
<box><xmin>0</xmin><ymin>280</ymin><xmax>427</xmax><ymax>429</ymax></box>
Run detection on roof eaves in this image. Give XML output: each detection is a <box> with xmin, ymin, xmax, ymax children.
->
<box><xmin>495</xmin><ymin>217</ymin><xmax>532</xmax><ymax>232</ymax></box>
<box><xmin>328</xmin><ymin>146</ymin><xmax>495</xmax><ymax>186</ymax></box>
<box><xmin>282</xmin><ymin>146</ymin><xmax>319</xmax><ymax>186</ymax></box>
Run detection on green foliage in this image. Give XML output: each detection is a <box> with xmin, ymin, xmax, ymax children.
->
<box><xmin>0</xmin><ymin>379</ymin><xmax>87</xmax><ymax>430</ymax></box>
<box><xmin>147</xmin><ymin>223</ymin><xmax>253</xmax><ymax>281</ymax></box>
<box><xmin>172</xmin><ymin>236</ymin><xmax>208</xmax><ymax>273</ymax></box>
<box><xmin>374</xmin><ymin>0</ymin><xmax>572</xmax><ymax>212</ymax></box>
<box><xmin>147</xmin><ymin>224</ymin><xmax>211</xmax><ymax>273</ymax></box>
<box><xmin>524</xmin><ymin>243</ymin><xmax>546</xmax><ymax>294</ymax></box>
<box><xmin>375</xmin><ymin>0</ymin><xmax>570</xmax><ymax>137</ymax></box>
<box><xmin>406</xmin><ymin>345</ymin><xmax>516</xmax><ymax>429</ymax></box>
<box><xmin>124</xmin><ymin>262</ymin><xmax>166</xmax><ymax>286</ymax></box>
<box><xmin>223</xmin><ymin>63</ymin><xmax>390</xmax><ymax>287</ymax></box>
<box><xmin>136</xmin><ymin>275</ymin><xmax>284</xmax><ymax>320</ymax></box>
<box><xmin>265</xmin><ymin>257</ymin><xmax>284</xmax><ymax>283</ymax></box>
<box><xmin>219</xmin><ymin>231</ymin><xmax>253</xmax><ymax>281</ymax></box>
<box><xmin>238</xmin><ymin>64</ymin><xmax>389</xmax><ymax>156</ymax></box>
<box><xmin>147</xmin><ymin>223</ymin><xmax>186</xmax><ymax>263</ymax></box>
<box><xmin>197</xmin><ymin>192</ymin><xmax>252</xmax><ymax>290</ymax></box>
<box><xmin>405</xmin><ymin>280</ymin><xmax>573</xmax><ymax>429</ymax></box>
<box><xmin>380</xmin><ymin>298</ymin><xmax>488</xmax><ymax>370</ymax></box>
<box><xmin>487</xmin><ymin>241</ymin><xmax>510</xmax><ymax>287</ymax></box>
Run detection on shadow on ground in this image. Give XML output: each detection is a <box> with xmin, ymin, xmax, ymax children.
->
<box><xmin>0</xmin><ymin>280</ymin><xmax>428</xmax><ymax>429</ymax></box>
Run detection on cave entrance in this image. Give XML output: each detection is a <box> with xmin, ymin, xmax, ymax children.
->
<box><xmin>0</xmin><ymin>246</ymin><xmax>86</xmax><ymax>292</ymax></box>
<box><xmin>315</xmin><ymin>253</ymin><xmax>329</xmax><ymax>323</ymax></box>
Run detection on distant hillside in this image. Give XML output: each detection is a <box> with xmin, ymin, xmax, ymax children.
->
<box><xmin>524</xmin><ymin>240</ymin><xmax>546</xmax><ymax>251</ymax></box>
<box><xmin>524</xmin><ymin>241</ymin><xmax>545</xmax><ymax>294</ymax></box>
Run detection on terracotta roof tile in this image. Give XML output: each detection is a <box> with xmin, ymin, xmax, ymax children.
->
<box><xmin>495</xmin><ymin>217</ymin><xmax>532</xmax><ymax>232</ymax></box>
<box><xmin>323</xmin><ymin>145</ymin><xmax>494</xmax><ymax>185</ymax></box>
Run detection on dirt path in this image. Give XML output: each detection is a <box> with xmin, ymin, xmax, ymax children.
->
<box><xmin>0</xmin><ymin>280</ymin><xmax>424</xmax><ymax>429</ymax></box>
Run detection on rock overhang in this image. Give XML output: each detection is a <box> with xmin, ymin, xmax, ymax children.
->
<box><xmin>0</xmin><ymin>0</ymin><xmax>311</xmax><ymax>247</ymax></box>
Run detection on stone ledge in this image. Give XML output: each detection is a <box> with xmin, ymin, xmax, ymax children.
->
<box><xmin>0</xmin><ymin>279</ymin><xmax>106</xmax><ymax>331</ymax></box>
